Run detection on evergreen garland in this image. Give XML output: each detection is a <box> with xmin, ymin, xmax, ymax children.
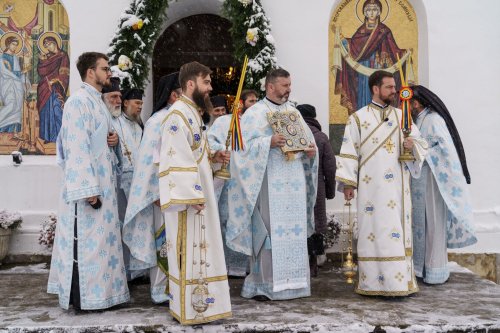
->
<box><xmin>107</xmin><ymin>0</ymin><xmax>169</xmax><ymax>90</ymax></box>
<box><xmin>222</xmin><ymin>0</ymin><xmax>277</xmax><ymax>93</ymax></box>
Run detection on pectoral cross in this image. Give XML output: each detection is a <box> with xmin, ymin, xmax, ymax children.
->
<box><xmin>123</xmin><ymin>145</ymin><xmax>132</xmax><ymax>164</ymax></box>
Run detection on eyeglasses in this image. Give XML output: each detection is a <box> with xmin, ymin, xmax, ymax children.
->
<box><xmin>92</xmin><ymin>66</ymin><xmax>112</xmax><ymax>73</ymax></box>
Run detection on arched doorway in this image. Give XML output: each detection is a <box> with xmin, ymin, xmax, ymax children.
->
<box><xmin>152</xmin><ymin>14</ymin><xmax>240</xmax><ymax>103</ymax></box>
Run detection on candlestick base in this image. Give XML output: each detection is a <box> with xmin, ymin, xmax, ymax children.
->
<box><xmin>214</xmin><ymin>165</ymin><xmax>231</xmax><ymax>180</ymax></box>
<box><xmin>398</xmin><ymin>148</ymin><xmax>415</xmax><ymax>162</ymax></box>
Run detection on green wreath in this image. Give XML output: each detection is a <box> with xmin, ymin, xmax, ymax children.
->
<box><xmin>108</xmin><ymin>0</ymin><xmax>277</xmax><ymax>93</ymax></box>
<box><xmin>107</xmin><ymin>0</ymin><xmax>169</xmax><ymax>90</ymax></box>
<box><xmin>222</xmin><ymin>0</ymin><xmax>277</xmax><ymax>93</ymax></box>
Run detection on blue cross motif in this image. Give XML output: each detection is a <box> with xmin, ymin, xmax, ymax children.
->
<box><xmin>133</xmin><ymin>185</ymin><xmax>142</xmax><ymax>197</ymax></box>
<box><xmin>97</xmin><ymin>165</ymin><xmax>106</xmax><ymax>177</ymax></box>
<box><xmin>99</xmin><ymin>249</ymin><xmax>107</xmax><ymax>258</ymax></box>
<box><xmin>75</xmin><ymin>156</ymin><xmax>83</xmax><ymax>165</ymax></box>
<box><xmin>85</xmin><ymin>238</ymin><xmax>97</xmax><ymax>251</ymax></box>
<box><xmin>86</xmin><ymin>165</ymin><xmax>95</xmax><ymax>176</ymax></box>
<box><xmin>275</xmin><ymin>225</ymin><xmax>286</xmax><ymax>237</ymax></box>
<box><xmin>438</xmin><ymin>172</ymin><xmax>449</xmax><ymax>184</ymax></box>
<box><xmin>106</xmin><ymin>232</ymin><xmax>117</xmax><ymax>247</ymax></box>
<box><xmin>431</xmin><ymin>155</ymin><xmax>439</xmax><ymax>167</ymax></box>
<box><xmin>234</xmin><ymin>206</ymin><xmax>244</xmax><ymax>218</ymax></box>
<box><xmin>112</xmin><ymin>278</ymin><xmax>124</xmax><ymax>292</ymax></box>
<box><xmin>413</xmin><ymin>190</ymin><xmax>423</xmax><ymax>200</ymax></box>
<box><xmin>289</xmin><ymin>180</ymin><xmax>301</xmax><ymax>191</ymax></box>
<box><xmin>108</xmin><ymin>255</ymin><xmax>119</xmax><ymax>270</ymax></box>
<box><xmin>240</xmin><ymin>168</ymin><xmax>251</xmax><ymax>180</ymax></box>
<box><xmin>58</xmin><ymin>237</ymin><xmax>68</xmax><ymax>250</ymax></box>
<box><xmin>271</xmin><ymin>179</ymin><xmax>284</xmax><ymax>192</ymax></box>
<box><xmin>142</xmin><ymin>154</ymin><xmax>153</xmax><ymax>165</ymax></box>
<box><xmin>75</xmin><ymin>116</ymin><xmax>85</xmax><ymax>130</ymax></box>
<box><xmin>91</xmin><ymin>284</ymin><xmax>104</xmax><ymax>298</ymax></box>
<box><xmin>66</xmin><ymin>168</ymin><xmax>78</xmax><ymax>183</ymax></box>
<box><xmin>102</xmin><ymin>273</ymin><xmax>111</xmax><ymax>282</ymax></box>
<box><xmin>79</xmin><ymin>142</ymin><xmax>90</xmax><ymax>154</ymax></box>
<box><xmin>291</xmin><ymin>224</ymin><xmax>303</xmax><ymax>236</ymax></box>
<box><xmin>104</xmin><ymin>210</ymin><xmax>114</xmax><ymax>224</ymax></box>
<box><xmin>451</xmin><ymin>187</ymin><xmax>462</xmax><ymax>197</ymax></box>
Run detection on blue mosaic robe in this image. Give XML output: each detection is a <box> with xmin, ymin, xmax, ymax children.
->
<box><xmin>412</xmin><ymin>109</ymin><xmax>476</xmax><ymax>283</ymax></box>
<box><xmin>122</xmin><ymin>107</ymin><xmax>170</xmax><ymax>303</ymax></box>
<box><xmin>0</xmin><ymin>52</ymin><xmax>28</xmax><ymax>132</ymax></box>
<box><xmin>47</xmin><ymin>83</ymin><xmax>130</xmax><ymax>310</ymax></box>
<box><xmin>208</xmin><ymin>114</ymin><xmax>249</xmax><ymax>277</ymax></box>
<box><xmin>227</xmin><ymin>99</ymin><xmax>318</xmax><ymax>300</ymax></box>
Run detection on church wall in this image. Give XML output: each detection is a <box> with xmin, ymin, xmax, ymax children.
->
<box><xmin>1</xmin><ymin>0</ymin><xmax>499</xmax><ymax>256</ymax></box>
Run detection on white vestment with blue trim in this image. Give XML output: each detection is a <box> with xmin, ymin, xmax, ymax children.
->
<box><xmin>122</xmin><ymin>108</ymin><xmax>171</xmax><ymax>303</ymax></box>
<box><xmin>227</xmin><ymin>99</ymin><xmax>318</xmax><ymax>300</ymax></box>
<box><xmin>412</xmin><ymin>109</ymin><xmax>476</xmax><ymax>284</ymax></box>
<box><xmin>208</xmin><ymin>114</ymin><xmax>249</xmax><ymax>277</ymax></box>
<box><xmin>47</xmin><ymin>83</ymin><xmax>130</xmax><ymax>309</ymax></box>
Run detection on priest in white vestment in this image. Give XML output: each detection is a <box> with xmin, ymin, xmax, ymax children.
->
<box><xmin>336</xmin><ymin>71</ymin><xmax>428</xmax><ymax>296</ymax></box>
<box><xmin>227</xmin><ymin>69</ymin><xmax>319</xmax><ymax>301</ymax></box>
<box><xmin>156</xmin><ymin>62</ymin><xmax>231</xmax><ymax>324</ymax></box>
<box><xmin>122</xmin><ymin>72</ymin><xmax>182</xmax><ymax>303</ymax></box>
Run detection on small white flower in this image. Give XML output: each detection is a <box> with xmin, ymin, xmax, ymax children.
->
<box><xmin>246</xmin><ymin>28</ymin><xmax>259</xmax><ymax>46</ymax></box>
<box><xmin>239</xmin><ymin>0</ymin><xmax>253</xmax><ymax>7</ymax></box>
<box><xmin>118</xmin><ymin>55</ymin><xmax>133</xmax><ymax>71</ymax></box>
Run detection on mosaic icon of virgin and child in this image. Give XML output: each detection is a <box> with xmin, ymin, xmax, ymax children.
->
<box><xmin>0</xmin><ymin>31</ymin><xmax>69</xmax><ymax>143</ymax></box>
<box><xmin>332</xmin><ymin>0</ymin><xmax>415</xmax><ymax>114</ymax></box>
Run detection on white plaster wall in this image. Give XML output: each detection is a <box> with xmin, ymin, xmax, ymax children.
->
<box><xmin>2</xmin><ymin>0</ymin><xmax>499</xmax><ymax>255</ymax></box>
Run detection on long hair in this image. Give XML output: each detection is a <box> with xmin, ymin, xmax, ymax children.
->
<box><xmin>411</xmin><ymin>85</ymin><xmax>471</xmax><ymax>184</ymax></box>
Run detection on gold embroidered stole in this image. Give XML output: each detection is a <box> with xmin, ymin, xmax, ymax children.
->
<box><xmin>359</xmin><ymin>107</ymin><xmax>399</xmax><ymax>170</ymax></box>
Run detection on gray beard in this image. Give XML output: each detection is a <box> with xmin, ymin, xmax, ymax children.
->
<box><xmin>106</xmin><ymin>103</ymin><xmax>122</xmax><ymax>118</ymax></box>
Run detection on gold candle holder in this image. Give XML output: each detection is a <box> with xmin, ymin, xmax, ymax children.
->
<box><xmin>342</xmin><ymin>200</ymin><xmax>357</xmax><ymax>284</ymax></box>
<box><xmin>398</xmin><ymin>129</ymin><xmax>415</xmax><ymax>162</ymax></box>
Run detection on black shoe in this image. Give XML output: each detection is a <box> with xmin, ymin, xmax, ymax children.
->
<box><xmin>252</xmin><ymin>295</ymin><xmax>270</xmax><ymax>302</ymax></box>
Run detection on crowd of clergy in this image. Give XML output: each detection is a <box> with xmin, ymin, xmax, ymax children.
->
<box><xmin>47</xmin><ymin>51</ymin><xmax>476</xmax><ymax>325</ymax></box>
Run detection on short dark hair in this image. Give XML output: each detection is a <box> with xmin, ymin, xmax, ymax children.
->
<box><xmin>265</xmin><ymin>68</ymin><xmax>290</xmax><ymax>87</ymax></box>
<box><xmin>368</xmin><ymin>70</ymin><xmax>394</xmax><ymax>94</ymax></box>
<box><xmin>241</xmin><ymin>89</ymin><xmax>258</xmax><ymax>101</ymax></box>
<box><xmin>76</xmin><ymin>52</ymin><xmax>108</xmax><ymax>81</ymax></box>
<box><xmin>179</xmin><ymin>61</ymin><xmax>212</xmax><ymax>91</ymax></box>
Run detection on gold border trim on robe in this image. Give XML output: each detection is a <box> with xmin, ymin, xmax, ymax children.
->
<box><xmin>339</xmin><ymin>153</ymin><xmax>358</xmax><ymax>161</ymax></box>
<box><xmin>357</xmin><ymin>256</ymin><xmax>406</xmax><ymax>262</ymax></box>
<box><xmin>159</xmin><ymin>167</ymin><xmax>198</xmax><ymax>178</ymax></box>
<box><xmin>170</xmin><ymin>310</ymin><xmax>233</xmax><ymax>326</ymax></box>
<box><xmin>335</xmin><ymin>176</ymin><xmax>357</xmax><ymax>187</ymax></box>
<box><xmin>162</xmin><ymin>109</ymin><xmax>200</xmax><ymax>150</ymax></box>
<box><xmin>169</xmin><ymin>274</ymin><xmax>228</xmax><ymax>286</ymax></box>
<box><xmin>161</xmin><ymin>198</ymin><xmax>205</xmax><ymax>211</ymax></box>
<box><xmin>352</xmin><ymin>112</ymin><xmax>361</xmax><ymax>136</ymax></box>
<box><xmin>355</xmin><ymin>285</ymin><xmax>419</xmax><ymax>297</ymax></box>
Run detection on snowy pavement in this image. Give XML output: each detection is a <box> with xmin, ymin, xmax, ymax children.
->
<box><xmin>0</xmin><ymin>262</ymin><xmax>499</xmax><ymax>332</ymax></box>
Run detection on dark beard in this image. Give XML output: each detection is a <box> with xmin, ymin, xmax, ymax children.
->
<box><xmin>192</xmin><ymin>88</ymin><xmax>207</xmax><ymax>109</ymax></box>
<box><xmin>382</xmin><ymin>95</ymin><xmax>395</xmax><ymax>105</ymax></box>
